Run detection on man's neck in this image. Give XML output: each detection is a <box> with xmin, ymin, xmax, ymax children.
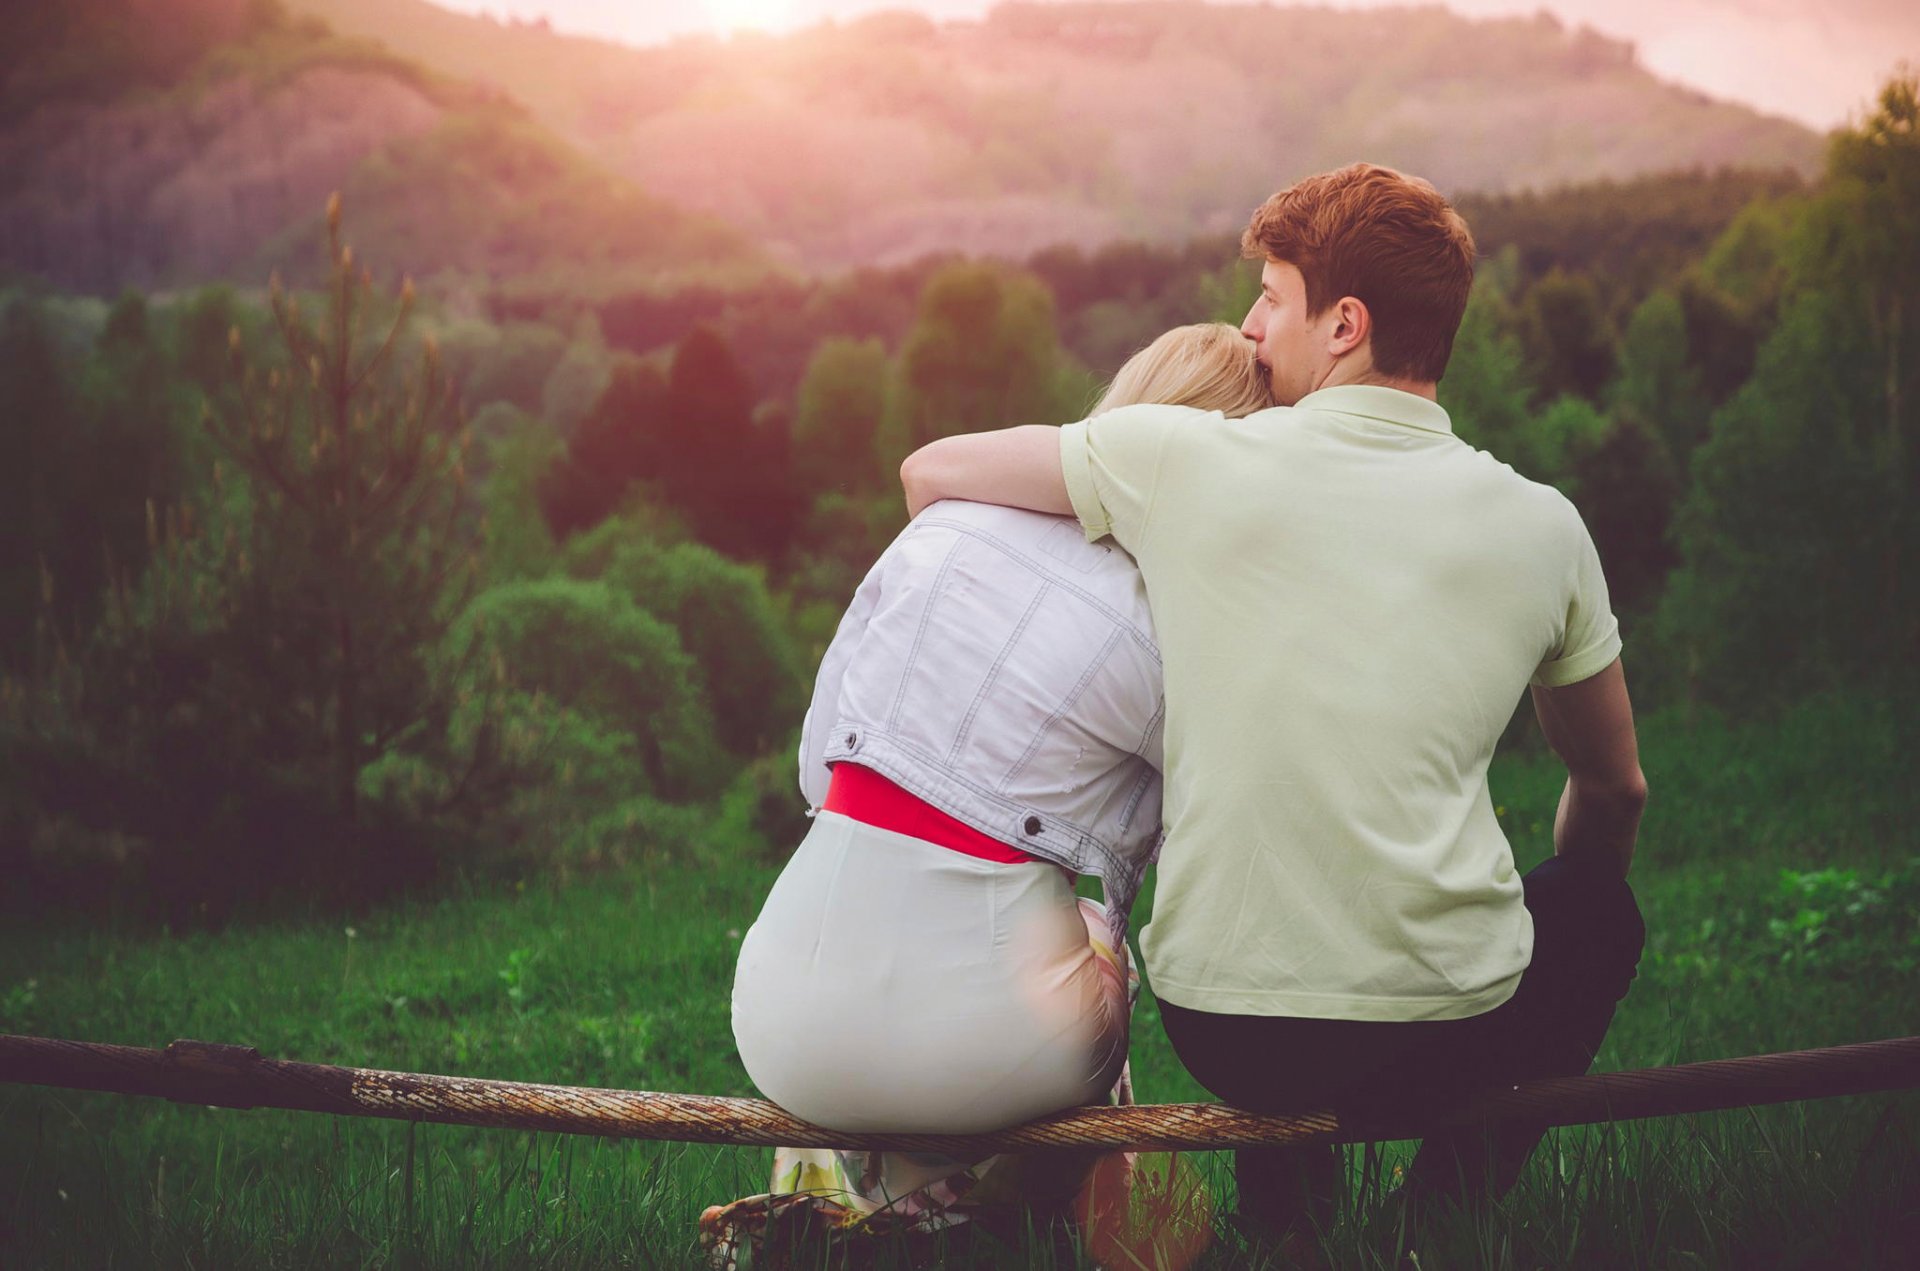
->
<box><xmin>1313</xmin><ymin>362</ymin><xmax>1439</xmax><ymax>402</ymax></box>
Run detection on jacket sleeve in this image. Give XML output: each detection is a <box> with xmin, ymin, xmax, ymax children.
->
<box><xmin>797</xmin><ymin>544</ymin><xmax>893</xmax><ymax>810</ymax></box>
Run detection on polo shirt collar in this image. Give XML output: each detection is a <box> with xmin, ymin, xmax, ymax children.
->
<box><xmin>1294</xmin><ymin>384</ymin><xmax>1453</xmax><ymax>436</ymax></box>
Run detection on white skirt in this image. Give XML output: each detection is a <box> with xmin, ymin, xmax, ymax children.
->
<box><xmin>731</xmin><ymin>811</ymin><xmax>1130</xmax><ymax>1135</ymax></box>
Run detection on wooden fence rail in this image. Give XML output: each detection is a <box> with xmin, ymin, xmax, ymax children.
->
<box><xmin>3</xmin><ymin>1033</ymin><xmax>1918</xmax><ymax>1155</ymax></box>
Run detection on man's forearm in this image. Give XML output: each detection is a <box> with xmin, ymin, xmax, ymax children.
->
<box><xmin>1551</xmin><ymin>773</ymin><xmax>1646</xmax><ymax>880</ymax></box>
<box><xmin>900</xmin><ymin>426</ymin><xmax>1072</xmax><ymax>519</ymax></box>
<box><xmin>1531</xmin><ymin>662</ymin><xmax>1645</xmax><ymax>881</ymax></box>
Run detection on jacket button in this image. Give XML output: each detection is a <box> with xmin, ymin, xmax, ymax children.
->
<box><xmin>1023</xmin><ymin>816</ymin><xmax>1042</xmax><ymax>836</ymax></box>
<box><xmin>845</xmin><ymin>732</ymin><xmax>857</xmax><ymax>748</ymax></box>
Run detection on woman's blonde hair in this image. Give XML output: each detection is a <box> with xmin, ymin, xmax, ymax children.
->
<box><xmin>1089</xmin><ymin>322</ymin><xmax>1272</xmax><ymax>418</ymax></box>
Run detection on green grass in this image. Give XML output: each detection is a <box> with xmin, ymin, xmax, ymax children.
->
<box><xmin>3</xmin><ymin>691</ymin><xmax>1917</xmax><ymax>1268</ymax></box>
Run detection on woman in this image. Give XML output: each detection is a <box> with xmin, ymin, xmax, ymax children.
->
<box><xmin>731</xmin><ymin>323</ymin><xmax>1271</xmax><ymax>1142</ymax></box>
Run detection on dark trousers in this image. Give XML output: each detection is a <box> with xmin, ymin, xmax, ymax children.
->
<box><xmin>1159</xmin><ymin>853</ymin><xmax>1645</xmax><ymax>1235</ymax></box>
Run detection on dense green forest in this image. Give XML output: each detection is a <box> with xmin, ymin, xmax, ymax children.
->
<box><xmin>2</xmin><ymin>71</ymin><xmax>1914</xmax><ymax>923</ymax></box>
<box><xmin>0</xmin><ymin>1</ymin><xmax>1913</xmax><ymax>933</ymax></box>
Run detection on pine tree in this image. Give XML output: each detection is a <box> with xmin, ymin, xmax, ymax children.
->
<box><xmin>201</xmin><ymin>193</ymin><xmax>477</xmax><ymax>834</ymax></box>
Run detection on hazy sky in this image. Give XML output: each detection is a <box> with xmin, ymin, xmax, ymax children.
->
<box><xmin>436</xmin><ymin>0</ymin><xmax>1919</xmax><ymax>130</ymax></box>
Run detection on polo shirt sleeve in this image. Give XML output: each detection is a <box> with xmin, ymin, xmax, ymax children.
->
<box><xmin>1059</xmin><ymin>404</ymin><xmax>1192</xmax><ymax>550</ymax></box>
<box><xmin>1532</xmin><ymin>508</ymin><xmax>1623</xmax><ymax>688</ymax></box>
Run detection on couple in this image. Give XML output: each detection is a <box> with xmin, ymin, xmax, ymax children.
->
<box><xmin>725</xmin><ymin>164</ymin><xmax>1648</xmax><ymax>1251</ymax></box>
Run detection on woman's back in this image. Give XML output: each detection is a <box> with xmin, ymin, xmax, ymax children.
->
<box><xmin>734</xmin><ymin>322</ymin><xmax>1262</xmax><ymax>1141</ymax></box>
<box><xmin>800</xmin><ymin>498</ymin><xmax>1164</xmax><ymax>922</ymax></box>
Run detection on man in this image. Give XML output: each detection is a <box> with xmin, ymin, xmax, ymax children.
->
<box><xmin>899</xmin><ymin>163</ymin><xmax>1647</xmax><ymax>1237</ymax></box>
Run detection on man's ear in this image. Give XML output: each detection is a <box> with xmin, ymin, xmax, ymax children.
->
<box><xmin>1326</xmin><ymin>296</ymin><xmax>1372</xmax><ymax>358</ymax></box>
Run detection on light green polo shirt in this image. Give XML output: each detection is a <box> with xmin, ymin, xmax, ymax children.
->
<box><xmin>1060</xmin><ymin>385</ymin><xmax>1620</xmax><ymax>1021</ymax></box>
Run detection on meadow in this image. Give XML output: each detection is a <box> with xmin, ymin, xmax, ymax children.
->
<box><xmin>4</xmin><ymin>690</ymin><xmax>1916</xmax><ymax>1269</ymax></box>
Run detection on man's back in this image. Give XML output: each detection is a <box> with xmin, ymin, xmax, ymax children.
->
<box><xmin>898</xmin><ymin>162</ymin><xmax>1646</xmax><ymax>1222</ymax></box>
<box><xmin>1060</xmin><ymin>384</ymin><xmax>1620</xmax><ymax>1021</ymax></box>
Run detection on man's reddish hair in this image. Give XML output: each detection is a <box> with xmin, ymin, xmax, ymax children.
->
<box><xmin>1241</xmin><ymin>163</ymin><xmax>1477</xmax><ymax>383</ymax></box>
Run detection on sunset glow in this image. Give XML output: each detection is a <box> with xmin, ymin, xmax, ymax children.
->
<box><xmin>706</xmin><ymin>0</ymin><xmax>796</xmax><ymax>35</ymax></box>
<box><xmin>435</xmin><ymin>0</ymin><xmax>1919</xmax><ymax>129</ymax></box>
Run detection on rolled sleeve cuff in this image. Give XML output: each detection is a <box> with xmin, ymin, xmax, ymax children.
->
<box><xmin>1059</xmin><ymin>420</ymin><xmax>1110</xmax><ymax>542</ymax></box>
<box><xmin>1531</xmin><ymin>625</ymin><xmax>1623</xmax><ymax>688</ymax></box>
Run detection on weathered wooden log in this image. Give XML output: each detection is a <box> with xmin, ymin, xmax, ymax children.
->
<box><xmin>2</xmin><ymin>1032</ymin><xmax>1916</xmax><ymax>1154</ymax></box>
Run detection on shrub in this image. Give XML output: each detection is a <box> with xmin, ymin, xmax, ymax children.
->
<box><xmin>574</xmin><ymin>538</ymin><xmax>808</xmax><ymax>761</ymax></box>
<box><xmin>447</xmin><ymin>577</ymin><xmax>727</xmax><ymax>806</ymax></box>
<box><xmin>1765</xmin><ymin>861</ymin><xmax>1920</xmax><ymax>977</ymax></box>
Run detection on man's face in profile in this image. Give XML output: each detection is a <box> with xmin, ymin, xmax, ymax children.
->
<box><xmin>1240</xmin><ymin>259</ymin><xmax>1327</xmax><ymax>407</ymax></box>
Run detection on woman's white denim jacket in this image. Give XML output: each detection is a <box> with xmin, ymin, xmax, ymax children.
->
<box><xmin>800</xmin><ymin>499</ymin><xmax>1165</xmax><ymax>940</ymax></box>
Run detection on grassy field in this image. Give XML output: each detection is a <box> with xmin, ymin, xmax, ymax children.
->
<box><xmin>3</xmin><ymin>691</ymin><xmax>1917</xmax><ymax>1268</ymax></box>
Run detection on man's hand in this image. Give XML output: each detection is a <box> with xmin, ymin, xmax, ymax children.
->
<box><xmin>1530</xmin><ymin>658</ymin><xmax>1647</xmax><ymax>881</ymax></box>
<box><xmin>899</xmin><ymin>425</ymin><xmax>1072</xmax><ymax>519</ymax></box>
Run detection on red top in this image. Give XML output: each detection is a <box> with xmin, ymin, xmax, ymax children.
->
<box><xmin>824</xmin><ymin>762</ymin><xmax>1042</xmax><ymax>865</ymax></box>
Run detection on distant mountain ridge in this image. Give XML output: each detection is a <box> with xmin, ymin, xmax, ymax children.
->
<box><xmin>287</xmin><ymin>0</ymin><xmax>1823</xmax><ymax>268</ymax></box>
<box><xmin>0</xmin><ymin>0</ymin><xmax>1827</xmax><ymax>295</ymax></box>
<box><xmin>0</xmin><ymin>0</ymin><xmax>760</xmax><ymax>297</ymax></box>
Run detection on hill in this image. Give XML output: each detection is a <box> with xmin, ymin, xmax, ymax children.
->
<box><xmin>0</xmin><ymin>0</ymin><xmax>761</xmax><ymax>297</ymax></box>
<box><xmin>286</xmin><ymin>0</ymin><xmax>1825</xmax><ymax>268</ymax></box>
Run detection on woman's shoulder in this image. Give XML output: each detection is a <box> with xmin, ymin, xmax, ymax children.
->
<box><xmin>912</xmin><ymin>498</ymin><xmax>1068</xmax><ymax>534</ymax></box>
<box><xmin>905</xmin><ymin>499</ymin><xmax>1153</xmax><ymax>634</ymax></box>
<box><xmin>913</xmin><ymin>501</ymin><xmax>1138</xmax><ymax>579</ymax></box>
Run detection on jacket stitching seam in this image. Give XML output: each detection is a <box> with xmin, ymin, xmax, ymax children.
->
<box><xmin>1118</xmin><ymin>763</ymin><xmax>1153</xmax><ymax>831</ymax></box>
<box><xmin>914</xmin><ymin>516</ymin><xmax>1159</xmax><ymax>663</ymax></box>
<box><xmin>946</xmin><ymin>579</ymin><xmax>1051</xmax><ymax>766</ymax></box>
<box><xmin>886</xmin><ymin>536</ymin><xmax>962</xmax><ymax>730</ymax></box>
<box><xmin>997</xmin><ymin>626</ymin><xmax>1124</xmax><ymax>794</ymax></box>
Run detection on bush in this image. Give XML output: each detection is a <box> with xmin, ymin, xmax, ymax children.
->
<box><xmin>1765</xmin><ymin>861</ymin><xmax>1920</xmax><ymax>977</ymax></box>
<box><xmin>572</xmin><ymin>538</ymin><xmax>807</xmax><ymax>761</ymax></box>
<box><xmin>447</xmin><ymin>577</ymin><xmax>727</xmax><ymax>805</ymax></box>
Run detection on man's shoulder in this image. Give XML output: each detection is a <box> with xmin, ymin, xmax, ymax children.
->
<box><xmin>1446</xmin><ymin>440</ymin><xmax>1580</xmax><ymax>509</ymax></box>
<box><xmin>1433</xmin><ymin>449</ymin><xmax>1595</xmax><ymax>572</ymax></box>
<box><xmin>1077</xmin><ymin>402</ymin><xmax>1228</xmax><ymax>447</ymax></box>
<box><xmin>1089</xmin><ymin>402</ymin><xmax>1220</xmax><ymax>427</ymax></box>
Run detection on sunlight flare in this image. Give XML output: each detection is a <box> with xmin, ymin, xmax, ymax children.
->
<box><xmin>706</xmin><ymin>0</ymin><xmax>795</xmax><ymax>36</ymax></box>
